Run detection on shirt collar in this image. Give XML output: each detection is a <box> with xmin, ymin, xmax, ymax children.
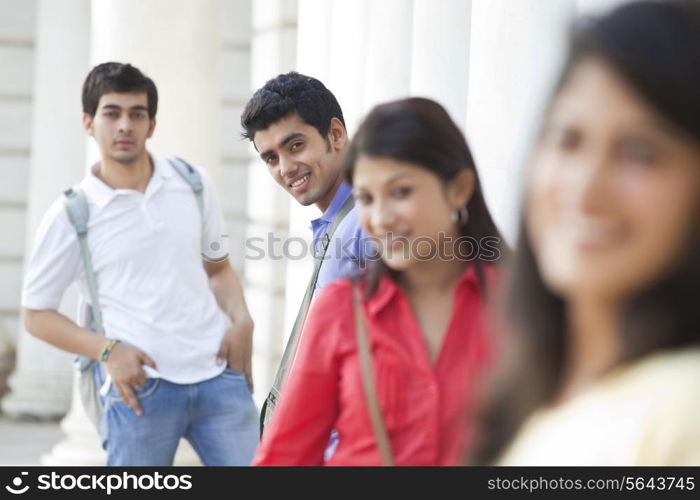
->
<box><xmin>319</xmin><ymin>181</ymin><xmax>353</xmax><ymax>224</ymax></box>
<box><xmin>79</xmin><ymin>153</ymin><xmax>172</xmax><ymax>209</ymax></box>
<box><xmin>365</xmin><ymin>263</ymin><xmax>481</xmax><ymax>317</ymax></box>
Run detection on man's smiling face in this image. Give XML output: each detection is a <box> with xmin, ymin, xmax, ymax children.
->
<box><xmin>253</xmin><ymin>113</ymin><xmax>346</xmax><ymax>212</ymax></box>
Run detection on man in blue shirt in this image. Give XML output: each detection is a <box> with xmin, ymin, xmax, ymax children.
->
<box><xmin>241</xmin><ymin>73</ymin><xmax>367</xmax><ymax>447</ymax></box>
<box><xmin>241</xmin><ymin>72</ymin><xmax>365</xmax><ymax>295</ymax></box>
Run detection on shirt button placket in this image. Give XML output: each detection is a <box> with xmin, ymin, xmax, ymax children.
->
<box><xmin>427</xmin><ymin>379</ymin><xmax>440</xmax><ymax>463</ymax></box>
<box><xmin>140</xmin><ymin>197</ymin><xmax>155</xmax><ymax>230</ymax></box>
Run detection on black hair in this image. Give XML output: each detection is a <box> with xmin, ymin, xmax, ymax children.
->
<box><xmin>241</xmin><ymin>72</ymin><xmax>345</xmax><ymax>145</ymax></box>
<box><xmin>82</xmin><ymin>62</ymin><xmax>158</xmax><ymax>118</ymax></box>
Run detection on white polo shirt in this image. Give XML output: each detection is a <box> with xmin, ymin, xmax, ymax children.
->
<box><xmin>22</xmin><ymin>154</ymin><xmax>232</xmax><ymax>384</ymax></box>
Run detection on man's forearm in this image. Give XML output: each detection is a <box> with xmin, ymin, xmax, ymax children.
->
<box><xmin>24</xmin><ymin>308</ymin><xmax>108</xmax><ymax>360</ymax></box>
<box><xmin>207</xmin><ymin>263</ymin><xmax>253</xmax><ymax>325</ymax></box>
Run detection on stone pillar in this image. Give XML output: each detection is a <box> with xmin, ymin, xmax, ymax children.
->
<box><xmin>245</xmin><ymin>0</ymin><xmax>298</xmax><ymax>408</ymax></box>
<box><xmin>362</xmin><ymin>0</ymin><xmax>413</xmax><ymax>109</ymax></box>
<box><xmin>41</xmin><ymin>371</ymin><xmax>106</xmax><ymax>465</ymax></box>
<box><xmin>410</xmin><ymin>0</ymin><xmax>471</xmax><ymax>126</ymax></box>
<box><xmin>576</xmin><ymin>0</ymin><xmax>630</xmax><ymax>15</ymax></box>
<box><xmin>218</xmin><ymin>0</ymin><xmax>253</xmax><ymax>273</ymax></box>
<box><xmin>0</xmin><ymin>0</ymin><xmax>35</xmax><ymax>402</ymax></box>
<box><xmin>43</xmin><ymin>0</ymin><xmax>226</xmax><ymax>466</ymax></box>
<box><xmin>1</xmin><ymin>0</ymin><xmax>90</xmax><ymax>421</ymax></box>
<box><xmin>89</xmin><ymin>0</ymin><xmax>222</xmax><ymax>176</ymax></box>
<box><xmin>325</xmin><ymin>0</ymin><xmax>369</xmax><ymax>133</ymax></box>
<box><xmin>465</xmin><ymin>0</ymin><xmax>576</xmax><ymax>241</ymax></box>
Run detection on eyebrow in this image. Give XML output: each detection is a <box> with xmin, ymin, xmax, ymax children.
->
<box><xmin>384</xmin><ymin>172</ymin><xmax>412</xmax><ymax>185</ymax></box>
<box><xmin>259</xmin><ymin>132</ymin><xmax>306</xmax><ymax>161</ymax></box>
<box><xmin>100</xmin><ymin>104</ymin><xmax>149</xmax><ymax>112</ymax></box>
<box><xmin>642</xmin><ymin>119</ymin><xmax>681</xmax><ymax>138</ymax></box>
<box><xmin>354</xmin><ymin>172</ymin><xmax>412</xmax><ymax>192</ymax></box>
<box><xmin>546</xmin><ymin>116</ymin><xmax>682</xmax><ymax>144</ymax></box>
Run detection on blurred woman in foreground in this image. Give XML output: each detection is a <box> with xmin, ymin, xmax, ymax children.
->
<box><xmin>473</xmin><ymin>0</ymin><xmax>700</xmax><ymax>466</ymax></box>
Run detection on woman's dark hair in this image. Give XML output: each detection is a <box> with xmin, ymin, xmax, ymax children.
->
<box><xmin>82</xmin><ymin>62</ymin><xmax>158</xmax><ymax>118</ymax></box>
<box><xmin>343</xmin><ymin>97</ymin><xmax>506</xmax><ymax>297</ymax></box>
<box><xmin>471</xmin><ymin>0</ymin><xmax>700</xmax><ymax>465</ymax></box>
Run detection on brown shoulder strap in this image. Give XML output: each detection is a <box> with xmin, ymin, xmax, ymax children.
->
<box><xmin>352</xmin><ymin>284</ymin><xmax>394</xmax><ymax>466</ymax></box>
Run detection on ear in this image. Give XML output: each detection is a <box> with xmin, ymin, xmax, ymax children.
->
<box><xmin>82</xmin><ymin>113</ymin><xmax>94</xmax><ymax>136</ymax></box>
<box><xmin>448</xmin><ymin>169</ymin><xmax>476</xmax><ymax>209</ymax></box>
<box><xmin>327</xmin><ymin>117</ymin><xmax>347</xmax><ymax>152</ymax></box>
<box><xmin>147</xmin><ymin>118</ymin><xmax>157</xmax><ymax>139</ymax></box>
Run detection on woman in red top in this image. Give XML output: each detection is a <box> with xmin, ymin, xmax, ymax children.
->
<box><xmin>254</xmin><ymin>98</ymin><xmax>506</xmax><ymax>465</ymax></box>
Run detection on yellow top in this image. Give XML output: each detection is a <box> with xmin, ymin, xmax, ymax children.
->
<box><xmin>499</xmin><ymin>348</ymin><xmax>700</xmax><ymax>465</ymax></box>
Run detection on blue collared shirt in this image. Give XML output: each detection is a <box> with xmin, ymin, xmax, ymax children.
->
<box><xmin>310</xmin><ymin>181</ymin><xmax>367</xmax><ymax>295</ymax></box>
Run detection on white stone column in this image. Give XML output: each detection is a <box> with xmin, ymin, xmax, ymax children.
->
<box><xmin>410</xmin><ymin>0</ymin><xmax>471</xmax><ymax>127</ymax></box>
<box><xmin>0</xmin><ymin>0</ymin><xmax>36</xmax><ymax>402</ymax></box>
<box><xmin>41</xmin><ymin>371</ymin><xmax>105</xmax><ymax>465</ymax></box>
<box><xmin>297</xmin><ymin>0</ymin><xmax>371</xmax><ymax>133</ymax></box>
<box><xmin>296</xmin><ymin>0</ymin><xmax>332</xmax><ymax>82</ymax></box>
<box><xmin>1</xmin><ymin>0</ymin><xmax>90</xmax><ymax>421</ymax></box>
<box><xmin>465</xmin><ymin>0</ymin><xmax>576</xmax><ymax>242</ymax></box>
<box><xmin>218</xmin><ymin>0</ymin><xmax>253</xmax><ymax>273</ymax></box>
<box><xmin>326</xmin><ymin>0</ymin><xmax>369</xmax><ymax>133</ymax></box>
<box><xmin>244</xmin><ymin>0</ymin><xmax>298</xmax><ymax>408</ymax></box>
<box><xmin>89</xmin><ymin>0</ymin><xmax>222</xmax><ymax>177</ymax></box>
<box><xmin>576</xmin><ymin>0</ymin><xmax>630</xmax><ymax>16</ymax></box>
<box><xmin>362</xmin><ymin>0</ymin><xmax>413</xmax><ymax>109</ymax></box>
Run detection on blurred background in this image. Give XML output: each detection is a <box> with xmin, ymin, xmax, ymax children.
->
<box><xmin>0</xmin><ymin>0</ymin><xmax>629</xmax><ymax>464</ymax></box>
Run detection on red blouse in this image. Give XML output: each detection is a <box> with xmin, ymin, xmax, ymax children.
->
<box><xmin>253</xmin><ymin>264</ymin><xmax>496</xmax><ymax>466</ymax></box>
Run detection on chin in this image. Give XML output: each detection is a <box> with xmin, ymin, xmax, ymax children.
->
<box><xmin>294</xmin><ymin>191</ymin><xmax>319</xmax><ymax>207</ymax></box>
<box><xmin>542</xmin><ymin>265</ymin><xmax>634</xmax><ymax>301</ymax></box>
<box><xmin>111</xmin><ymin>153</ymin><xmax>140</xmax><ymax>165</ymax></box>
<box><xmin>295</xmin><ymin>196</ymin><xmax>315</xmax><ymax>207</ymax></box>
<box><xmin>382</xmin><ymin>257</ymin><xmax>413</xmax><ymax>272</ymax></box>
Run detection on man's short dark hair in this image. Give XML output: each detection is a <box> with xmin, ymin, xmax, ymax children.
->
<box><xmin>82</xmin><ymin>62</ymin><xmax>158</xmax><ymax>118</ymax></box>
<box><xmin>241</xmin><ymin>72</ymin><xmax>345</xmax><ymax>143</ymax></box>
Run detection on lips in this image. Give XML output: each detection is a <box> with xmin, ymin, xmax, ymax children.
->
<box><xmin>378</xmin><ymin>232</ymin><xmax>411</xmax><ymax>251</ymax></box>
<box><xmin>557</xmin><ymin>216</ymin><xmax>627</xmax><ymax>250</ymax></box>
<box><xmin>289</xmin><ymin>173</ymin><xmax>311</xmax><ymax>192</ymax></box>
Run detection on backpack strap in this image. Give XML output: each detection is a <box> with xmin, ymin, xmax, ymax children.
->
<box><xmin>64</xmin><ymin>187</ymin><xmax>105</xmax><ymax>337</ymax></box>
<box><xmin>275</xmin><ymin>194</ymin><xmax>355</xmax><ymax>384</ymax></box>
<box><xmin>169</xmin><ymin>157</ymin><xmax>204</xmax><ymax>220</ymax></box>
<box><xmin>261</xmin><ymin>193</ymin><xmax>356</xmax><ymax>432</ymax></box>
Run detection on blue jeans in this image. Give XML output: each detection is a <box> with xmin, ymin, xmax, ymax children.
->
<box><xmin>96</xmin><ymin>365</ymin><xmax>259</xmax><ymax>466</ymax></box>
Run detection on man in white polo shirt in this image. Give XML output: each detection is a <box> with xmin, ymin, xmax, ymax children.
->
<box><xmin>21</xmin><ymin>62</ymin><xmax>258</xmax><ymax>465</ymax></box>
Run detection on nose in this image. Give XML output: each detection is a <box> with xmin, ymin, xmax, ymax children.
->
<box><xmin>567</xmin><ymin>150</ymin><xmax>614</xmax><ymax>215</ymax></box>
<box><xmin>117</xmin><ymin>115</ymin><xmax>132</xmax><ymax>134</ymax></box>
<box><xmin>279</xmin><ymin>155</ymin><xmax>298</xmax><ymax>178</ymax></box>
<box><xmin>369</xmin><ymin>199</ymin><xmax>396</xmax><ymax>232</ymax></box>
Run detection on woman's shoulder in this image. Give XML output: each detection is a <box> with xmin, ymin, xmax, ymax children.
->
<box><xmin>500</xmin><ymin>347</ymin><xmax>700</xmax><ymax>465</ymax></box>
<box><xmin>622</xmin><ymin>348</ymin><xmax>700</xmax><ymax>464</ymax></box>
<box><xmin>614</xmin><ymin>347</ymin><xmax>700</xmax><ymax>393</ymax></box>
<box><xmin>314</xmin><ymin>276</ymin><xmax>358</xmax><ymax>303</ymax></box>
<box><xmin>307</xmin><ymin>276</ymin><xmax>369</xmax><ymax>329</ymax></box>
<box><xmin>317</xmin><ymin>274</ymin><xmax>388</xmax><ymax>302</ymax></box>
